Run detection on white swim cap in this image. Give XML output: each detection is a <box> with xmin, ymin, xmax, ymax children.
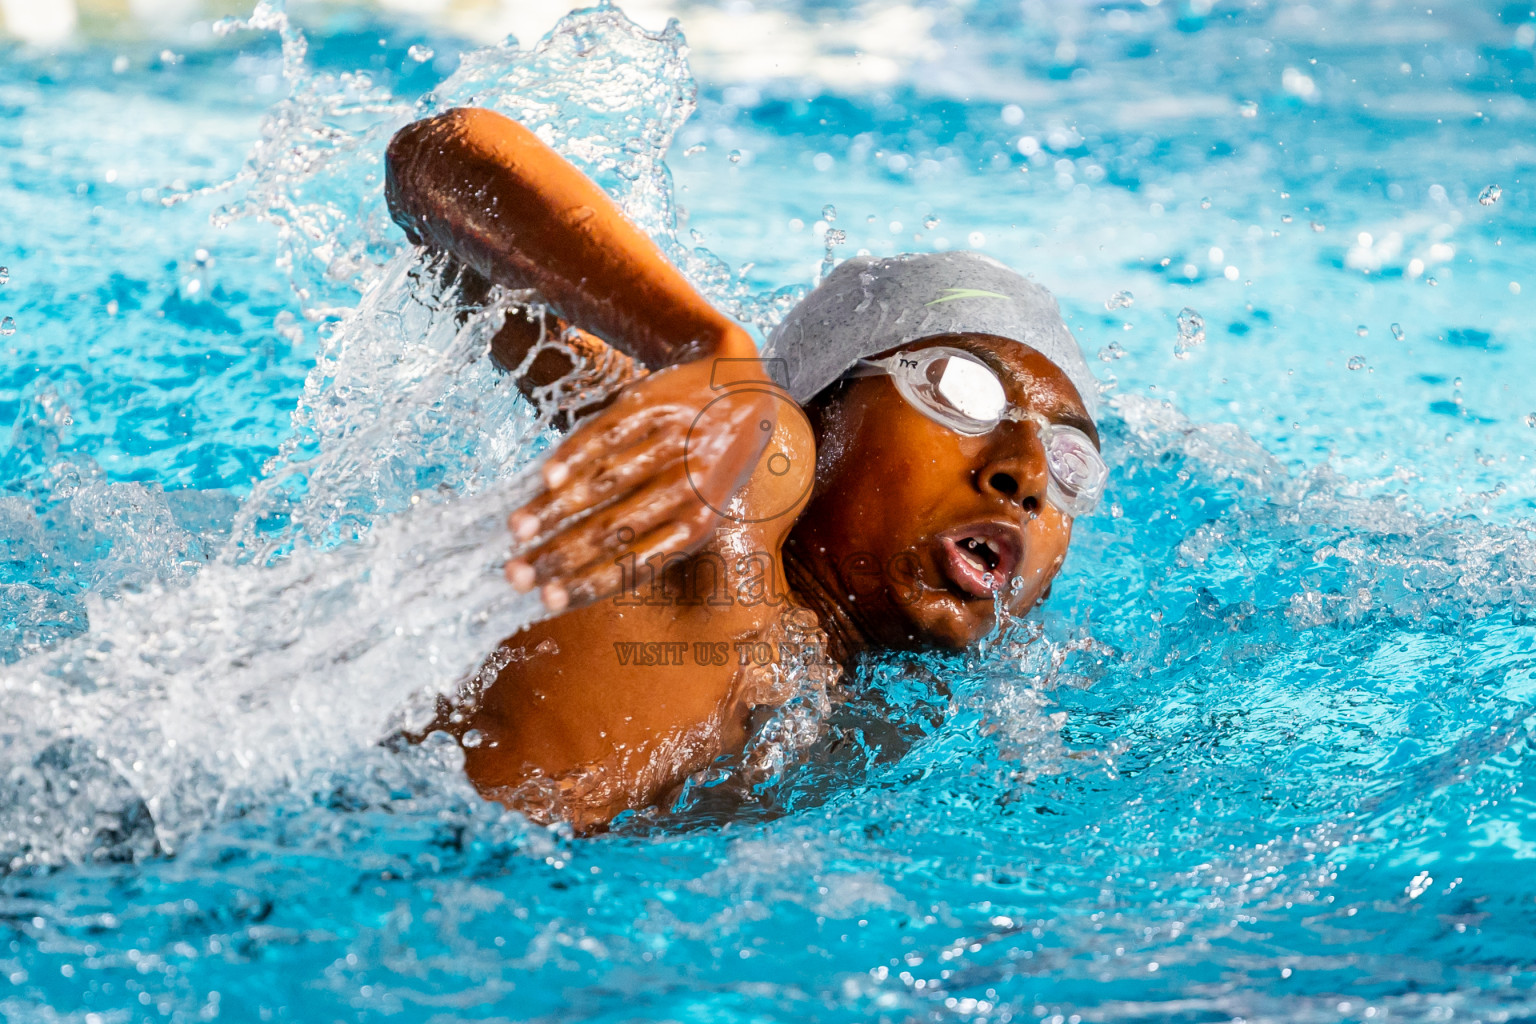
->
<box><xmin>767</xmin><ymin>251</ymin><xmax>1099</xmax><ymax>420</ymax></box>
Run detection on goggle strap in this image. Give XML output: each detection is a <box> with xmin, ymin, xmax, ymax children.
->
<box><xmin>842</xmin><ymin>359</ymin><xmax>894</xmax><ymax>379</ymax></box>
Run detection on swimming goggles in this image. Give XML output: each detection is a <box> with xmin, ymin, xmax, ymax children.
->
<box><xmin>844</xmin><ymin>346</ymin><xmax>1108</xmax><ymax>517</ymax></box>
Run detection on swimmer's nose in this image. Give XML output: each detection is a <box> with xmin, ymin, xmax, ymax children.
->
<box><xmin>976</xmin><ymin>427</ymin><xmax>1048</xmax><ymax>513</ymax></box>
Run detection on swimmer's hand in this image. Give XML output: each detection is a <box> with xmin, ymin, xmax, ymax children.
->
<box><xmin>503</xmin><ymin>345</ymin><xmax>777</xmax><ymax>612</ymax></box>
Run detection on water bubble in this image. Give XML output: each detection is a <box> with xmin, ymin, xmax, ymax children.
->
<box><xmin>1174</xmin><ymin>307</ymin><xmax>1205</xmax><ymax>359</ymax></box>
<box><xmin>1391</xmin><ymin>323</ymin><xmax>1405</xmax><ymax>342</ymax></box>
<box><xmin>1347</xmin><ymin>355</ymin><xmax>1367</xmax><ymax>370</ymax></box>
<box><xmin>1281</xmin><ymin>214</ymin><xmax>1293</xmax><ymax>224</ymax></box>
<box><xmin>1280</xmin><ymin>191</ymin><xmax>1291</xmax><ymax>199</ymax></box>
<box><xmin>408</xmin><ymin>44</ymin><xmax>434</xmax><ymax>63</ymax></box>
<box><xmin>682</xmin><ymin>144</ymin><xmax>705</xmax><ymax>157</ymax></box>
<box><xmin>1356</xmin><ymin>325</ymin><xmax>1368</xmax><ymax>337</ymax></box>
<box><xmin>1098</xmin><ymin>342</ymin><xmax>1127</xmax><ymax>362</ymax></box>
<box><xmin>0</xmin><ymin>317</ymin><xmax>14</xmax><ymax>336</ymax></box>
<box><xmin>923</xmin><ymin>215</ymin><xmax>940</xmax><ymax>229</ymax></box>
<box><xmin>822</xmin><ymin>204</ymin><xmax>837</xmax><ymax>223</ymax></box>
<box><xmin>1310</xmin><ymin>221</ymin><xmax>1326</xmax><ymax>232</ymax></box>
<box><xmin>1200</xmin><ymin>197</ymin><xmax>1212</xmax><ymax>209</ymax></box>
<box><xmin>818</xmin><ymin>225</ymin><xmax>847</xmax><ymax>282</ymax></box>
<box><xmin>1104</xmin><ymin>289</ymin><xmax>1134</xmax><ymax>311</ymax></box>
<box><xmin>728</xmin><ymin>150</ymin><xmax>742</xmax><ymax>164</ymax></box>
<box><xmin>0</xmin><ymin>267</ymin><xmax>8</xmax><ymax>286</ymax></box>
<box><xmin>1525</xmin><ymin>413</ymin><xmax>1536</xmax><ymax>428</ymax></box>
<box><xmin>1478</xmin><ymin>184</ymin><xmax>1502</xmax><ymax>206</ymax></box>
<box><xmin>461</xmin><ymin>729</ymin><xmax>484</xmax><ymax>748</ymax></box>
<box><xmin>1240</xmin><ymin>100</ymin><xmax>1258</xmax><ymax>117</ymax></box>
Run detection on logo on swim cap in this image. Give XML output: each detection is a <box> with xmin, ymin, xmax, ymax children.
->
<box><xmin>925</xmin><ymin>287</ymin><xmax>1011</xmax><ymax>306</ymax></box>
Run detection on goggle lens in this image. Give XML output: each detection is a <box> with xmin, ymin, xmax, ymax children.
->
<box><xmin>849</xmin><ymin>346</ymin><xmax>1107</xmax><ymax>517</ymax></box>
<box><xmin>1041</xmin><ymin>422</ymin><xmax>1107</xmax><ymax>516</ymax></box>
<box><xmin>931</xmin><ymin>354</ymin><xmax>1009</xmax><ymax>424</ymax></box>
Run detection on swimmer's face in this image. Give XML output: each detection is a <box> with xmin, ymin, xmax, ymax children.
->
<box><xmin>790</xmin><ymin>333</ymin><xmax>1098</xmax><ymax>650</ymax></box>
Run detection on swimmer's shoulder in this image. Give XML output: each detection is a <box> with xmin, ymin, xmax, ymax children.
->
<box><xmin>719</xmin><ymin>390</ymin><xmax>816</xmax><ymax>551</ymax></box>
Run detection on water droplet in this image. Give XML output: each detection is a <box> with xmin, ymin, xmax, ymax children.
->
<box><xmin>1174</xmin><ymin>307</ymin><xmax>1205</xmax><ymax>359</ymax></box>
<box><xmin>1478</xmin><ymin>184</ymin><xmax>1502</xmax><ymax>206</ymax></box>
<box><xmin>1098</xmin><ymin>341</ymin><xmax>1127</xmax><ymax>362</ymax></box>
<box><xmin>1525</xmin><ymin>413</ymin><xmax>1536</xmax><ymax>428</ymax></box>
<box><xmin>1281</xmin><ymin>214</ymin><xmax>1293</xmax><ymax>224</ymax></box>
<box><xmin>825</xmin><ymin>228</ymin><xmax>846</xmax><ymax>246</ymax></box>
<box><xmin>461</xmin><ymin>729</ymin><xmax>484</xmax><ymax>748</ymax></box>
<box><xmin>0</xmin><ymin>267</ymin><xmax>8</xmax><ymax>286</ymax></box>
<box><xmin>1240</xmin><ymin>100</ymin><xmax>1258</xmax><ymax>117</ymax></box>
<box><xmin>1310</xmin><ymin>221</ymin><xmax>1326</xmax><ymax>232</ymax></box>
<box><xmin>1104</xmin><ymin>289</ymin><xmax>1134</xmax><ymax>311</ymax></box>
<box><xmin>1280</xmin><ymin>191</ymin><xmax>1291</xmax><ymax>199</ymax></box>
<box><xmin>1391</xmin><ymin>323</ymin><xmax>1405</xmax><ymax>342</ymax></box>
<box><xmin>1426</xmin><ymin>277</ymin><xmax>1438</xmax><ymax>286</ymax></box>
<box><xmin>1200</xmin><ymin>197</ymin><xmax>1212</xmax><ymax>209</ymax></box>
<box><xmin>728</xmin><ymin>149</ymin><xmax>742</xmax><ymax>164</ymax></box>
<box><xmin>1347</xmin><ymin>355</ymin><xmax>1367</xmax><ymax>370</ymax></box>
<box><xmin>682</xmin><ymin>144</ymin><xmax>705</xmax><ymax>157</ymax></box>
<box><xmin>821</xmin><ymin>204</ymin><xmax>837</xmax><ymax>223</ymax></box>
<box><xmin>0</xmin><ymin>317</ymin><xmax>14</xmax><ymax>336</ymax></box>
<box><xmin>923</xmin><ymin>215</ymin><xmax>940</xmax><ymax>229</ymax></box>
<box><xmin>689</xmin><ymin>228</ymin><xmax>704</xmax><ymax>243</ymax></box>
<box><xmin>1356</xmin><ymin>325</ymin><xmax>1368</xmax><ymax>337</ymax></box>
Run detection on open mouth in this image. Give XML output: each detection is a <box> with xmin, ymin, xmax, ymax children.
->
<box><xmin>937</xmin><ymin>523</ymin><xmax>1022</xmax><ymax>600</ymax></box>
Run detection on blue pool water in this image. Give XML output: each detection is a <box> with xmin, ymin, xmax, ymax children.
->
<box><xmin>3</xmin><ymin>1</ymin><xmax>1536</xmax><ymax>1020</ymax></box>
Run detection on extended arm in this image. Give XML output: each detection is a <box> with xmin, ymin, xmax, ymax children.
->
<box><xmin>386</xmin><ymin>107</ymin><xmax>754</xmax><ymax>367</ymax></box>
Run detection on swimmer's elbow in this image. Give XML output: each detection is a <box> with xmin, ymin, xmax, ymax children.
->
<box><xmin>384</xmin><ymin>111</ymin><xmax>465</xmax><ymax>246</ymax></box>
<box><xmin>385</xmin><ymin>107</ymin><xmax>553</xmax><ymax>266</ymax></box>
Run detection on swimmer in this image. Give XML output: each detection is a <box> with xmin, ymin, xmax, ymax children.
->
<box><xmin>385</xmin><ymin>107</ymin><xmax>1106</xmax><ymax>830</ymax></box>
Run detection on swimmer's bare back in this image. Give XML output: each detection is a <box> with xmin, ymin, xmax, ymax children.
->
<box><xmin>386</xmin><ymin>108</ymin><xmax>822</xmax><ymax>829</ymax></box>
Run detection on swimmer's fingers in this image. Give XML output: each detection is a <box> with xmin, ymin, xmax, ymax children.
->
<box><xmin>506</xmin><ymin>415</ymin><xmax>764</xmax><ymax>609</ymax></box>
<box><xmin>510</xmin><ymin>460</ymin><xmax>704</xmax><ymax>586</ymax></box>
<box><xmin>509</xmin><ymin>376</ymin><xmax>774</xmax><ymax>547</ymax></box>
<box><xmin>508</xmin><ymin>415</ymin><xmax>691</xmax><ymax>546</ymax></box>
<box><xmin>531</xmin><ymin>504</ymin><xmax>722</xmax><ymax>612</ymax></box>
<box><xmin>539</xmin><ymin>383</ymin><xmax>685</xmax><ymax>483</ymax></box>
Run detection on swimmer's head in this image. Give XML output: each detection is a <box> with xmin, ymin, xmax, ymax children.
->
<box><xmin>774</xmin><ymin>253</ymin><xmax>1100</xmax><ymax>650</ymax></box>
